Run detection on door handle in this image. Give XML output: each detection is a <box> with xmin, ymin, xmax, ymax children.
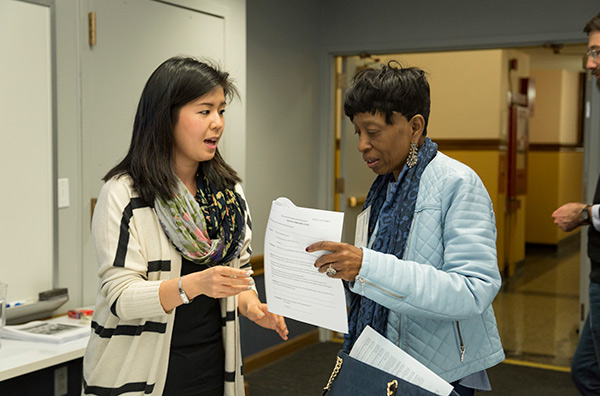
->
<box><xmin>347</xmin><ymin>196</ymin><xmax>366</xmax><ymax>208</ymax></box>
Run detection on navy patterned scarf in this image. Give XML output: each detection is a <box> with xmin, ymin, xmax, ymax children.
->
<box><xmin>344</xmin><ymin>137</ymin><xmax>438</xmax><ymax>351</ymax></box>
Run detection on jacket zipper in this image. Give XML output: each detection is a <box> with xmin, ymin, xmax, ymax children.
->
<box><xmin>456</xmin><ymin>322</ymin><xmax>465</xmax><ymax>363</ymax></box>
<box><xmin>356</xmin><ymin>276</ymin><xmax>406</xmax><ymax>299</ymax></box>
<box><xmin>356</xmin><ymin>276</ymin><xmax>405</xmax><ymax>347</ymax></box>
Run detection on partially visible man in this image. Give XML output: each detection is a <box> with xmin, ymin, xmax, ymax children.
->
<box><xmin>586</xmin><ymin>14</ymin><xmax>600</xmax><ymax>82</ymax></box>
<box><xmin>552</xmin><ymin>12</ymin><xmax>600</xmax><ymax>395</ymax></box>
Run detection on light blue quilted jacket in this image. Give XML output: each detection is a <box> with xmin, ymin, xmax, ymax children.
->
<box><xmin>349</xmin><ymin>152</ymin><xmax>505</xmax><ymax>383</ymax></box>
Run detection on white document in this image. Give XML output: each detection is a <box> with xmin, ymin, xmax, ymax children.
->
<box><xmin>350</xmin><ymin>326</ymin><xmax>453</xmax><ymax>396</ymax></box>
<box><xmin>264</xmin><ymin>197</ymin><xmax>348</xmax><ymax>333</ymax></box>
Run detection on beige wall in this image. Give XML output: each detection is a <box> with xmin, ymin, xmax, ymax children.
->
<box><xmin>529</xmin><ymin>70</ymin><xmax>565</xmax><ymax>143</ymax></box>
<box><xmin>527</xmin><ymin>152</ymin><xmax>560</xmax><ymax>244</ymax></box>
<box><xmin>382</xmin><ymin>50</ymin><xmax>505</xmax><ymax>140</ymax></box>
<box><xmin>558</xmin><ymin>151</ymin><xmax>585</xmax><ymax>207</ymax></box>
<box><xmin>529</xmin><ymin>69</ymin><xmax>582</xmax><ymax>144</ymax></box>
<box><xmin>524</xmin><ymin>45</ymin><xmax>587</xmax><ymax>72</ymax></box>
<box><xmin>560</xmin><ymin>71</ymin><xmax>582</xmax><ymax>144</ymax></box>
<box><xmin>527</xmin><ymin>150</ymin><xmax>584</xmax><ymax>244</ymax></box>
<box><xmin>525</xmin><ymin>64</ymin><xmax>584</xmax><ymax>245</ymax></box>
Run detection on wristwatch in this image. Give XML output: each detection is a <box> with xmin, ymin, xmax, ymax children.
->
<box><xmin>581</xmin><ymin>204</ymin><xmax>592</xmax><ymax>225</ymax></box>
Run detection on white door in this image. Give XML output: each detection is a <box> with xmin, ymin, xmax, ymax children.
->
<box><xmin>80</xmin><ymin>0</ymin><xmax>226</xmax><ymax>304</ymax></box>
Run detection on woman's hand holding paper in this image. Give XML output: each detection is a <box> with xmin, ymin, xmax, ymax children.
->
<box><xmin>307</xmin><ymin>241</ymin><xmax>363</xmax><ymax>281</ymax></box>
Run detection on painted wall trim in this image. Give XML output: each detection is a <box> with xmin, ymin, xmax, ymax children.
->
<box><xmin>529</xmin><ymin>143</ymin><xmax>584</xmax><ymax>152</ymax></box>
<box><xmin>436</xmin><ymin>139</ymin><xmax>508</xmax><ymax>151</ymax></box>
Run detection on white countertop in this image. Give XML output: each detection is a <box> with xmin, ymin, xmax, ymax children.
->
<box><xmin>0</xmin><ymin>317</ymin><xmax>89</xmax><ymax>382</ymax></box>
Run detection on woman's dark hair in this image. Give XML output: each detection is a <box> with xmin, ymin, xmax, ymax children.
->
<box><xmin>584</xmin><ymin>13</ymin><xmax>600</xmax><ymax>34</ymax></box>
<box><xmin>104</xmin><ymin>56</ymin><xmax>241</xmax><ymax>204</ymax></box>
<box><xmin>343</xmin><ymin>61</ymin><xmax>430</xmax><ymax>135</ymax></box>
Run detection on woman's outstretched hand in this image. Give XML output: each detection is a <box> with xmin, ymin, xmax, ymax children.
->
<box><xmin>245</xmin><ymin>302</ymin><xmax>289</xmax><ymax>340</ymax></box>
<box><xmin>306</xmin><ymin>241</ymin><xmax>363</xmax><ymax>281</ymax></box>
<box><xmin>191</xmin><ymin>266</ymin><xmax>255</xmax><ymax>299</ymax></box>
<box><xmin>160</xmin><ymin>267</ymin><xmax>255</xmax><ymax>313</ymax></box>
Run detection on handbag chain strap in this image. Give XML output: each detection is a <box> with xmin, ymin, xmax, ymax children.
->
<box><xmin>323</xmin><ymin>357</ymin><xmax>399</xmax><ymax>395</ymax></box>
<box><xmin>323</xmin><ymin>356</ymin><xmax>343</xmax><ymax>391</ymax></box>
<box><xmin>387</xmin><ymin>379</ymin><xmax>398</xmax><ymax>395</ymax></box>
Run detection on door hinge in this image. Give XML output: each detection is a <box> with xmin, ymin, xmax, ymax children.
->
<box><xmin>88</xmin><ymin>12</ymin><xmax>96</xmax><ymax>47</ymax></box>
<box><xmin>335</xmin><ymin>178</ymin><xmax>345</xmax><ymax>194</ymax></box>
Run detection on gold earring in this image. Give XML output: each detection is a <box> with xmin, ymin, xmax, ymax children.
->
<box><xmin>406</xmin><ymin>142</ymin><xmax>418</xmax><ymax>168</ymax></box>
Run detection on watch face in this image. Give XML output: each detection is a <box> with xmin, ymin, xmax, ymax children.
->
<box><xmin>582</xmin><ymin>206</ymin><xmax>590</xmax><ymax>221</ymax></box>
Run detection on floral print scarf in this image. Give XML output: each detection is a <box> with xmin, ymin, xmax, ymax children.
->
<box><xmin>154</xmin><ymin>174</ymin><xmax>246</xmax><ymax>265</ymax></box>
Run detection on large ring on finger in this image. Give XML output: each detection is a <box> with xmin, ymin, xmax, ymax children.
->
<box><xmin>326</xmin><ymin>265</ymin><xmax>337</xmax><ymax>277</ymax></box>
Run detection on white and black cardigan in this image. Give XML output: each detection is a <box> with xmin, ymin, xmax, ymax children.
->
<box><xmin>82</xmin><ymin>175</ymin><xmax>253</xmax><ymax>396</ymax></box>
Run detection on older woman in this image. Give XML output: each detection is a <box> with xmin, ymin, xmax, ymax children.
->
<box><xmin>307</xmin><ymin>62</ymin><xmax>504</xmax><ymax>396</ymax></box>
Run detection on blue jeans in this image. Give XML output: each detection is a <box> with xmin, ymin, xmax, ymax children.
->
<box><xmin>572</xmin><ymin>282</ymin><xmax>600</xmax><ymax>394</ymax></box>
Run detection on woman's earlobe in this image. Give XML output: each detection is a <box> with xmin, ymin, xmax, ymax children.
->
<box><xmin>410</xmin><ymin>114</ymin><xmax>425</xmax><ymax>135</ymax></box>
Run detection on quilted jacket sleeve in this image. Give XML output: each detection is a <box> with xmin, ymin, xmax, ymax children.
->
<box><xmin>350</xmin><ymin>159</ymin><xmax>501</xmax><ymax>321</ymax></box>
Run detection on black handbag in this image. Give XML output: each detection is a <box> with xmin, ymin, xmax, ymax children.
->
<box><xmin>322</xmin><ymin>350</ymin><xmax>458</xmax><ymax>396</ymax></box>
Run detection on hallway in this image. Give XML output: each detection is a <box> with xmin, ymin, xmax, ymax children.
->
<box><xmin>493</xmin><ymin>238</ymin><xmax>581</xmax><ymax>368</ymax></box>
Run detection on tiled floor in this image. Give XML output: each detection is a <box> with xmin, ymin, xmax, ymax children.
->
<box><xmin>493</xmin><ymin>240</ymin><xmax>581</xmax><ymax>368</ymax></box>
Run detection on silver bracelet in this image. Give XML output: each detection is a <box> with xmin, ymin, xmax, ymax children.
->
<box><xmin>178</xmin><ymin>277</ymin><xmax>191</xmax><ymax>304</ymax></box>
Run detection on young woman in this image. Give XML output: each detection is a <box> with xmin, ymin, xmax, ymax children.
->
<box><xmin>83</xmin><ymin>56</ymin><xmax>288</xmax><ymax>396</ymax></box>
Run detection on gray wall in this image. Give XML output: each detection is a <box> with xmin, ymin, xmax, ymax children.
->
<box><xmin>319</xmin><ymin>0</ymin><xmax>597</xmax><ymax>53</ymax></box>
<box><xmin>246</xmin><ymin>0</ymin><xmax>322</xmax><ymax>254</ymax></box>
